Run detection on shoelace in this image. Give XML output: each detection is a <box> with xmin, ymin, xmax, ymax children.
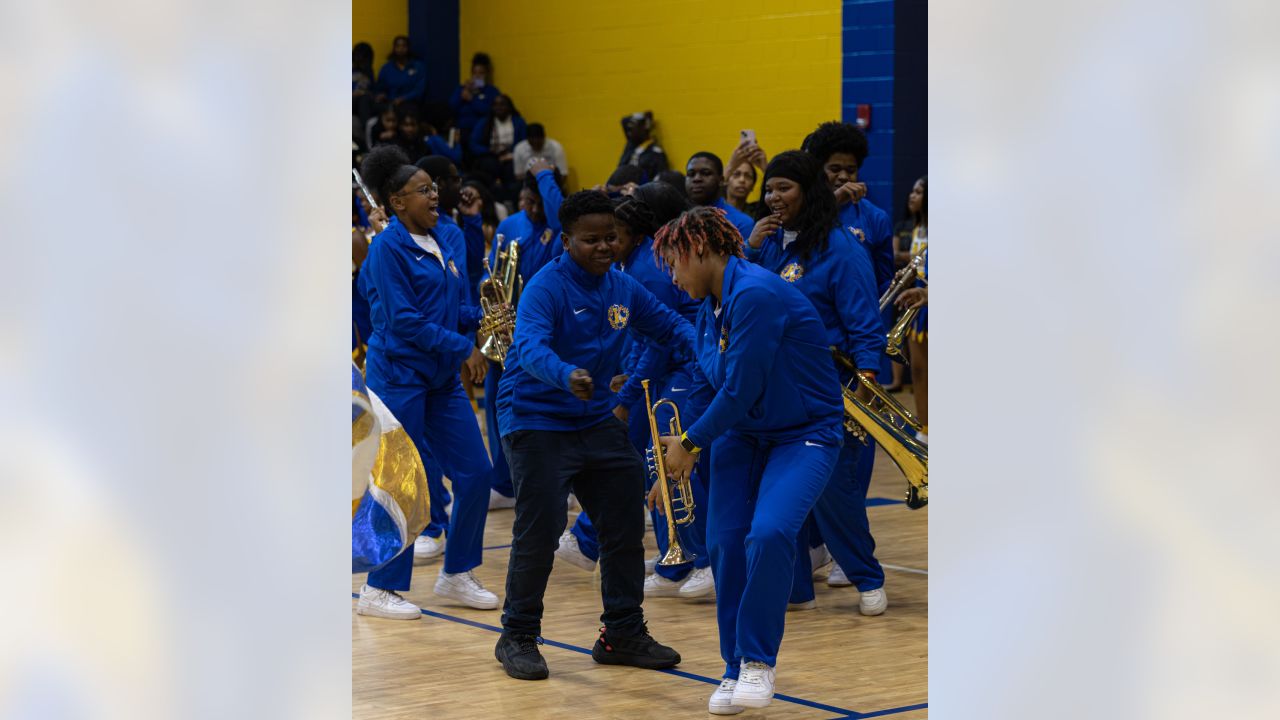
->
<box><xmin>718</xmin><ymin>679</ymin><xmax>736</xmax><ymax>692</ymax></box>
<box><xmin>739</xmin><ymin>661</ymin><xmax>769</xmax><ymax>684</ymax></box>
<box><xmin>516</xmin><ymin>635</ymin><xmax>544</xmax><ymax>653</ymax></box>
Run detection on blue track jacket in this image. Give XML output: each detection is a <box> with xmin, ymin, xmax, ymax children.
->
<box><xmin>745</xmin><ymin>225</ymin><xmax>883</xmax><ymax>373</ymax></box>
<box><xmin>683</xmin><ymin>256</ymin><xmax>843</xmax><ymax>449</ymax></box>
<box><xmin>496</xmin><ymin>255</ymin><xmax>697</xmax><ymax>435</ymax></box>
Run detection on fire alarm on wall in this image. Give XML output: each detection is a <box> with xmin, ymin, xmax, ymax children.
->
<box><xmin>855</xmin><ymin>104</ymin><xmax>871</xmax><ymax>130</ymax></box>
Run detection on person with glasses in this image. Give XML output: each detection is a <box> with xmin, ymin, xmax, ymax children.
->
<box><xmin>353</xmin><ymin>145</ymin><xmax>503</xmax><ymax>619</ymax></box>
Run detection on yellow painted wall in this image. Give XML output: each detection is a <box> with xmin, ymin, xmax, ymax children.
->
<box><xmin>353</xmin><ymin>0</ymin><xmax>406</xmax><ymax>68</ymax></box>
<box><xmin>460</xmin><ymin>0</ymin><xmax>841</xmax><ymax>193</ymax></box>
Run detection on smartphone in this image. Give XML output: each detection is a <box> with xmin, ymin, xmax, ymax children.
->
<box><xmin>740</xmin><ymin>129</ymin><xmax>756</xmax><ymax>145</ymax></box>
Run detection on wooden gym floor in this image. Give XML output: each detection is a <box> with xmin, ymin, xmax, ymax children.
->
<box><xmin>353</xmin><ymin>400</ymin><xmax>927</xmax><ymax>719</ymax></box>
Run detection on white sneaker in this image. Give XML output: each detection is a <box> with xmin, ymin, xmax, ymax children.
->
<box><xmin>860</xmin><ymin>587</ymin><xmax>888</xmax><ymax>616</ymax></box>
<box><xmin>708</xmin><ymin>678</ymin><xmax>745</xmax><ymax>715</ymax></box>
<box><xmin>413</xmin><ymin>534</ymin><xmax>445</xmax><ymax>565</ymax></box>
<box><xmin>678</xmin><ymin>566</ymin><xmax>715</xmax><ymax>598</ymax></box>
<box><xmin>554</xmin><ymin>531</ymin><xmax>597</xmax><ymax>572</ymax></box>
<box><xmin>433</xmin><ymin>569</ymin><xmax>499</xmax><ymax>609</ymax></box>
<box><xmin>915</xmin><ymin>430</ymin><xmax>928</xmax><ymax>445</ymax></box>
<box><xmin>488</xmin><ymin>488</ymin><xmax>515</xmax><ymax>510</ymax></box>
<box><xmin>643</xmin><ymin>572</ymin><xmax>684</xmax><ymax>598</ymax></box>
<box><xmin>355</xmin><ymin>584</ymin><xmax>421</xmax><ymax>620</ymax></box>
<box><xmin>810</xmin><ymin>544</ymin><xmax>832</xmax><ymax>578</ymax></box>
<box><xmin>731</xmin><ymin>661</ymin><xmax>776</xmax><ymax>708</ymax></box>
<box><xmin>788</xmin><ymin>599</ymin><xmax>816</xmax><ymax>611</ymax></box>
<box><xmin>827</xmin><ymin>564</ymin><xmax>853</xmax><ymax>587</ymax></box>
<box><xmin>644</xmin><ymin>555</ymin><xmax>659</xmax><ymax>575</ymax></box>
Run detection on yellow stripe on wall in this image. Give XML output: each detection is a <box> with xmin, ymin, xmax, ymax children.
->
<box><xmin>353</xmin><ymin>0</ymin><xmax>407</xmax><ymax>69</ymax></box>
<box><xmin>460</xmin><ymin>0</ymin><xmax>841</xmax><ymax>194</ymax></box>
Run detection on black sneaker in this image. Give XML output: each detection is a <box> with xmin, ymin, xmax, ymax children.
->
<box><xmin>495</xmin><ymin>632</ymin><xmax>549</xmax><ymax>680</ymax></box>
<box><xmin>591</xmin><ymin>625</ymin><xmax>681</xmax><ymax>669</ymax></box>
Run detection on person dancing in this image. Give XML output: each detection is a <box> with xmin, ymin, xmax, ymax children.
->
<box><xmin>493</xmin><ymin>190</ymin><xmax>693</xmax><ymax>680</ymax></box>
<box><xmin>353</xmin><ymin>146</ymin><xmax>501</xmax><ymax>618</ymax></box>
<box><xmin>654</xmin><ymin>207</ymin><xmax>843</xmax><ymax>712</ymax></box>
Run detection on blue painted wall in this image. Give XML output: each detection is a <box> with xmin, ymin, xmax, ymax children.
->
<box><xmin>409</xmin><ymin>0</ymin><xmax>459</xmax><ymax>105</ymax></box>
<box><xmin>842</xmin><ymin>0</ymin><xmax>926</xmax><ymax>222</ymax></box>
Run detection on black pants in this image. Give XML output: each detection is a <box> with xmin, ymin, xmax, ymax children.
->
<box><xmin>500</xmin><ymin>417</ymin><xmax>647</xmax><ymax>637</ymax></box>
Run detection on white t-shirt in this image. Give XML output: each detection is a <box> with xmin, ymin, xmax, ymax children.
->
<box><xmin>781</xmin><ymin>230</ymin><xmax>799</xmax><ymax>250</ymax></box>
<box><xmin>408</xmin><ymin>232</ymin><xmax>444</xmax><ymax>266</ymax></box>
<box><xmin>491</xmin><ymin>117</ymin><xmax>515</xmax><ymax>153</ymax></box>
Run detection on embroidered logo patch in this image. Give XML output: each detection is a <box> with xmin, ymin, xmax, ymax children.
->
<box><xmin>719</xmin><ymin>324</ymin><xmax>729</xmax><ymax>353</ymax></box>
<box><xmin>541</xmin><ymin>228</ymin><xmax>553</xmax><ymax>245</ymax></box>
<box><xmin>448</xmin><ymin>259</ymin><xmax>460</xmax><ymax>278</ymax></box>
<box><xmin>850</xmin><ymin>227</ymin><xmax>866</xmax><ymax>243</ymax></box>
<box><xmin>780</xmin><ymin>263</ymin><xmax>804</xmax><ymax>283</ymax></box>
<box><xmin>608</xmin><ymin>304</ymin><xmax>630</xmax><ymax>330</ymax></box>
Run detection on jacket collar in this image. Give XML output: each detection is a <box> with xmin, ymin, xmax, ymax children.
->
<box><xmin>558</xmin><ymin>253</ymin><xmax>605</xmax><ymax>289</ymax></box>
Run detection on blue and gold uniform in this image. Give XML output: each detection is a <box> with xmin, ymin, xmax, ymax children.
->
<box><xmin>483</xmin><ymin>168</ymin><xmax>566</xmax><ymax>499</ymax></box>
<box><xmin>496</xmin><ymin>252</ymin><xmax>697</xmax><ymax>640</ymax></box>
<box><xmin>681</xmin><ymin>256</ymin><xmax>843</xmax><ymax>678</ymax></box>
<box><xmin>569</xmin><ymin>235</ymin><xmax>711</xmax><ymax>583</ymax></box>
<box><xmin>358</xmin><ymin>215</ymin><xmax>492</xmax><ymax>589</ymax></box>
<box><xmin>747</xmin><ymin>224</ymin><xmax>888</xmax><ymax>599</ymax></box>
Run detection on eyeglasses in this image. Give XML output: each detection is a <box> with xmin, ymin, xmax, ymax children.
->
<box><xmin>399</xmin><ymin>183</ymin><xmax>439</xmax><ymax>198</ymax></box>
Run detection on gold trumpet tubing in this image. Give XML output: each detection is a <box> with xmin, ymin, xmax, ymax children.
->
<box><xmin>841</xmin><ymin>389</ymin><xmax>928</xmax><ymax>498</ymax></box>
<box><xmin>854</xmin><ymin>372</ymin><xmax>923</xmax><ymax>434</ymax></box>
<box><xmin>886</xmin><ymin>306</ymin><xmax>918</xmax><ymax>362</ymax></box>
<box><xmin>652</xmin><ymin>397</ymin><xmax>694</xmax><ymax>526</ymax></box>
<box><xmin>878</xmin><ymin>254</ymin><xmax>923</xmax><ymax>311</ymax></box>
<box><xmin>642</xmin><ymin>380</ymin><xmax>694</xmax><ymax>566</ymax></box>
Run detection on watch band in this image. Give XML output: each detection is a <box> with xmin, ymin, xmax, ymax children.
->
<box><xmin>680</xmin><ymin>432</ymin><xmax>700</xmax><ymax>454</ymax></box>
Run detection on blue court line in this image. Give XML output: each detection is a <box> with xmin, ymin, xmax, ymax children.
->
<box><xmin>352</xmin><ymin>593</ymin><xmax>926</xmax><ymax>718</ymax></box>
<box><xmin>866</xmin><ymin>497</ymin><xmax>905</xmax><ymax>507</ymax></box>
<box><xmin>482</xmin><ymin>544</ymin><xmax>512</xmax><ymax>551</ymax></box>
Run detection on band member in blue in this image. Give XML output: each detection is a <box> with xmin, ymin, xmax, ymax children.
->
<box><xmin>745</xmin><ymin>151</ymin><xmax>888</xmax><ymax>616</ymax></box>
<box><xmin>558</xmin><ymin>182</ymin><xmax>715</xmax><ymax>598</ymax></box>
<box><xmin>484</xmin><ymin>160</ymin><xmax>566</xmax><ymax>509</ymax></box>
<box><xmin>353</xmin><ymin>146</ymin><xmax>501</xmax><ymax>619</ymax></box>
<box><xmin>493</xmin><ymin>190</ymin><xmax>693</xmax><ymax>681</ymax></box>
<box><xmin>654</xmin><ymin>206</ymin><xmax>843</xmax><ymax>713</ymax></box>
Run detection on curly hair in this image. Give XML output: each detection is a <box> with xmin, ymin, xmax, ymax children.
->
<box><xmin>653</xmin><ymin>206</ymin><xmax>745</xmax><ymax>263</ymax></box>
<box><xmin>759</xmin><ymin>150</ymin><xmax>837</xmax><ymax>261</ymax></box>
<box><xmin>359</xmin><ymin>145</ymin><xmax>417</xmax><ymax>208</ymax></box>
<box><xmin>558</xmin><ymin>189</ymin><xmax>616</xmax><ymax>234</ymax></box>
<box><xmin>801</xmin><ymin>121</ymin><xmax>869</xmax><ymax>168</ymax></box>
<box><xmin>614</xmin><ymin>181</ymin><xmax>692</xmax><ymax>238</ymax></box>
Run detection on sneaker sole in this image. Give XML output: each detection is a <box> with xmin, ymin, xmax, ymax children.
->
<box><xmin>708</xmin><ymin>703</ymin><xmax>745</xmax><ymax>715</ymax></box>
<box><xmin>677</xmin><ymin>584</ymin><xmax>714</xmax><ymax>599</ymax></box>
<box><xmin>495</xmin><ymin>654</ymin><xmax>549</xmax><ymax>680</ymax></box>
<box><xmin>591</xmin><ymin>650</ymin><xmax>681</xmax><ymax>670</ymax></box>
<box><xmin>860</xmin><ymin>603</ymin><xmax>887</xmax><ymax>616</ymax></box>
<box><xmin>434</xmin><ymin>590</ymin><xmax>500</xmax><ymax>610</ymax></box>
<box><xmin>355</xmin><ymin>605</ymin><xmax>421</xmax><ymax>620</ymax></box>
<box><xmin>732</xmin><ymin>694</ymin><xmax>773</xmax><ymax>709</ymax></box>
<box><xmin>554</xmin><ymin>550</ymin><xmax>598</xmax><ymax>573</ymax></box>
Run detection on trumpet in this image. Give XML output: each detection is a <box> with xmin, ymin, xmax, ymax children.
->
<box><xmin>880</xmin><ymin>254</ymin><xmax>924</xmax><ymax>311</ymax></box>
<box><xmin>642</xmin><ymin>379</ymin><xmax>696</xmax><ymax>566</ymax></box>
<box><xmin>476</xmin><ymin>235</ymin><xmax>521</xmax><ymax>365</ymax></box>
<box><xmin>832</xmin><ymin>348</ymin><xmax>928</xmax><ymax>509</ymax></box>
<box><xmin>881</xmin><ymin>254</ymin><xmax>926</xmax><ymax>362</ymax></box>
